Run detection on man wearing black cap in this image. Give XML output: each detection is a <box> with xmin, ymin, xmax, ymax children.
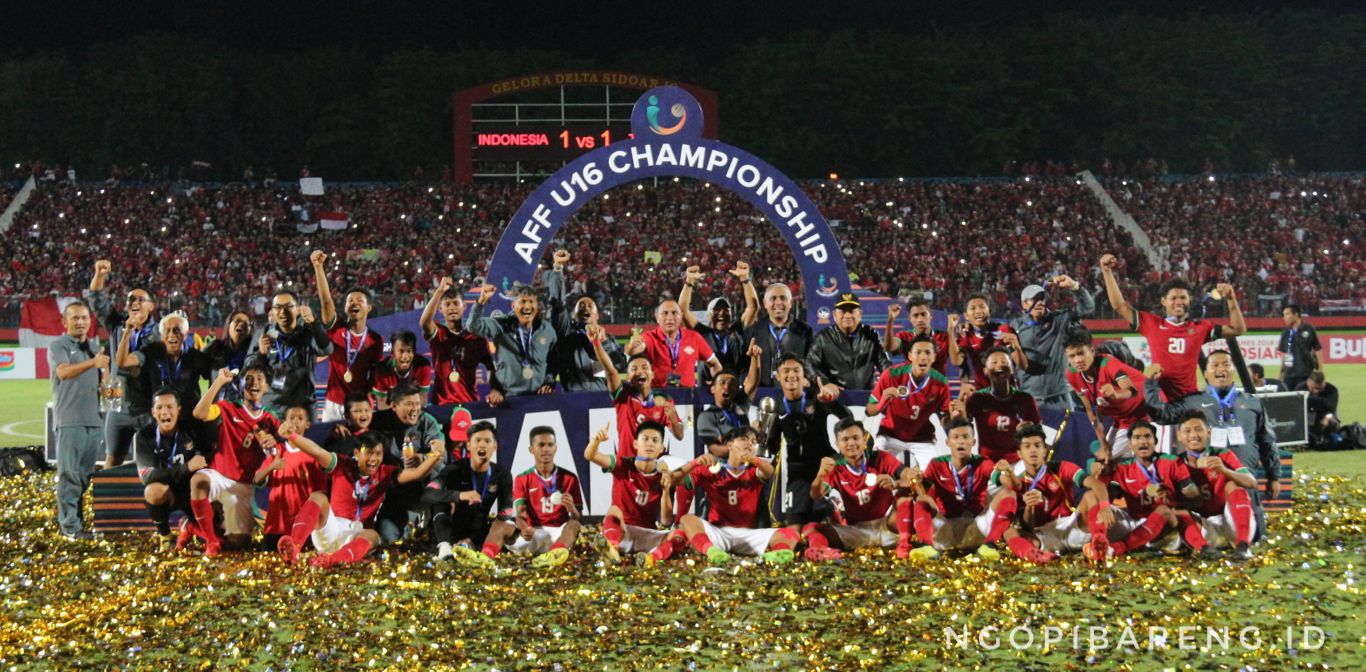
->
<box><xmin>806</xmin><ymin>293</ymin><xmax>887</xmax><ymax>398</ymax></box>
<box><xmin>1009</xmin><ymin>275</ymin><xmax>1094</xmax><ymax>409</ymax></box>
<box><xmin>678</xmin><ymin>262</ymin><xmax>758</xmax><ymax>384</ymax></box>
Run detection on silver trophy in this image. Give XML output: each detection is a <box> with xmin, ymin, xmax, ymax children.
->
<box><xmin>756</xmin><ymin>396</ymin><xmax>778</xmax><ymax>458</ymax></box>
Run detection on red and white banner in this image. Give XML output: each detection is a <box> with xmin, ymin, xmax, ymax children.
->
<box><xmin>1119</xmin><ymin>332</ymin><xmax>1366</xmax><ymax>366</ymax></box>
<box><xmin>318</xmin><ymin>211</ymin><xmax>349</xmax><ymax>231</ymax></box>
<box><xmin>0</xmin><ymin>348</ymin><xmax>49</xmax><ymax>379</ymax></box>
<box><xmin>19</xmin><ymin>297</ymin><xmax>85</xmax><ymax>348</ymax></box>
<box><xmin>1325</xmin><ymin>334</ymin><xmax>1366</xmax><ymax>363</ymax></box>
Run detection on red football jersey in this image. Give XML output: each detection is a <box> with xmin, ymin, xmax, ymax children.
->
<box><xmin>1133</xmin><ymin>311</ymin><xmax>1219</xmax><ymax>400</ymax></box>
<box><xmin>513</xmin><ymin>467</ymin><xmax>582</xmax><ymax>527</ymax></box>
<box><xmin>326</xmin><ymin>456</ymin><xmax>398</xmax><ymax>527</ymax></box>
<box><xmin>324</xmin><ymin>326</ymin><xmax>385</xmax><ymax>404</ymax></box>
<box><xmin>207</xmin><ymin>401</ymin><xmax>279</xmax><ymax>483</ymax></box>
<box><xmin>822</xmin><ymin>451</ymin><xmax>905</xmax><ymax>524</ymax></box>
<box><xmin>1102</xmin><ymin>455</ymin><xmax>1193</xmax><ymax>518</ymax></box>
<box><xmin>1180</xmin><ymin>447</ymin><xmax>1249</xmax><ymax>516</ymax></box>
<box><xmin>642</xmin><ymin>327</ymin><xmax>714</xmax><ymax>388</ymax></box>
<box><xmin>612</xmin><ymin>386</ymin><xmax>673</xmax><ymax>459</ymax></box>
<box><xmin>870</xmin><ymin>365</ymin><xmax>951</xmax><ymax>443</ymax></box>
<box><xmin>957</xmin><ymin>322</ymin><xmax>1015</xmax><ymax>389</ymax></box>
<box><xmin>604</xmin><ymin>455</ymin><xmax>666</xmax><ymax>528</ymax></box>
<box><xmin>690</xmin><ymin>462</ymin><xmax>767</xmax><ymax>528</ymax></box>
<box><xmin>965</xmin><ymin>388</ymin><xmax>1041</xmax><ymax>462</ymax></box>
<box><xmin>995</xmin><ymin>460</ymin><xmax>1084</xmax><ymax>525</ymax></box>
<box><xmin>1066</xmin><ymin>355</ymin><xmax>1148</xmax><ymax>428</ymax></box>
<box><xmin>372</xmin><ymin>355</ymin><xmax>435</xmax><ymax>399</ymax></box>
<box><xmin>427</xmin><ymin>325</ymin><xmax>490</xmax><ymax>405</ymax></box>
<box><xmin>893</xmin><ymin>329</ymin><xmax>951</xmax><ymax>375</ymax></box>
<box><xmin>921</xmin><ymin>455</ymin><xmax>995</xmax><ymax>518</ymax></box>
<box><xmin>263</xmin><ymin>444</ymin><xmax>328</xmax><ymax>535</ymax></box>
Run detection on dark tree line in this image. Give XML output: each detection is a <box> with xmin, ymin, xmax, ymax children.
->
<box><xmin>2</xmin><ymin>10</ymin><xmax>1364</xmax><ymax>180</ymax></box>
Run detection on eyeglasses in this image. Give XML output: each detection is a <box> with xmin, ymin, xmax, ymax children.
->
<box><xmin>271</xmin><ymin>304</ymin><xmax>296</xmax><ymax>311</ymax></box>
<box><xmin>125</xmin><ymin>295</ymin><xmax>150</xmax><ymax>305</ymax></box>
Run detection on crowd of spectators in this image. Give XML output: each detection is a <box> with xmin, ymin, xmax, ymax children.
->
<box><xmin>0</xmin><ymin>173</ymin><xmax>1361</xmax><ymax>326</ymax></box>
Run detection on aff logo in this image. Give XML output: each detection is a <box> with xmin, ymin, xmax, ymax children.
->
<box><xmin>645</xmin><ymin>95</ymin><xmax>687</xmax><ymax>135</ymax></box>
<box><xmin>0</xmin><ymin>352</ymin><xmax>14</xmax><ymax>371</ymax></box>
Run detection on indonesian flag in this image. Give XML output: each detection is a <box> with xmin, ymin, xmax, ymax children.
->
<box><xmin>318</xmin><ymin>211</ymin><xmax>349</xmax><ymax>231</ymax></box>
<box><xmin>20</xmin><ymin>297</ymin><xmax>86</xmax><ymax>348</ymax></box>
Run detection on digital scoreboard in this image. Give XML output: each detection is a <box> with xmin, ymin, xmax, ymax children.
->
<box><xmin>472</xmin><ymin>125</ymin><xmax>634</xmax><ymax>161</ymax></box>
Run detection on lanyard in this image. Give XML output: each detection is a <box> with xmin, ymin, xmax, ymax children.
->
<box><xmin>1138</xmin><ymin>459</ymin><xmax>1160</xmax><ymax>486</ymax></box>
<box><xmin>950</xmin><ymin>462</ymin><xmax>975</xmax><ymax>502</ymax></box>
<box><xmin>516</xmin><ymin>326</ymin><xmax>534</xmax><ymax>366</ymax></box>
<box><xmin>664</xmin><ymin>331</ymin><xmax>682</xmax><ymax>372</ymax></box>
<box><xmin>719</xmin><ymin>406</ymin><xmax>743</xmax><ymax>428</ymax></box>
<box><xmin>768</xmin><ymin>323</ymin><xmax>789</xmax><ymax>356</ymax></box>
<box><xmin>275</xmin><ymin>337</ymin><xmax>296</xmax><ymax>367</ymax></box>
<box><xmin>781</xmin><ymin>391</ymin><xmax>806</xmax><ymax>416</ymax></box>
<box><xmin>721</xmin><ymin>463</ymin><xmax>749</xmax><ymax>480</ymax></box>
<box><xmin>155</xmin><ymin>427</ymin><xmax>179</xmax><ymax>466</ymax></box>
<box><xmin>903</xmin><ymin>372</ymin><xmax>930</xmax><ymax>398</ymax></box>
<box><xmin>1025</xmin><ymin>465</ymin><xmax>1048</xmax><ymax>491</ymax></box>
<box><xmin>472</xmin><ymin>465</ymin><xmax>491</xmax><ymax>501</ymax></box>
<box><xmin>129</xmin><ymin>324</ymin><xmax>150</xmax><ymax>351</ymax></box>
<box><xmin>536</xmin><ymin>469</ymin><xmax>557</xmax><ymax>496</ymax></box>
<box><xmin>344</xmin><ymin>329</ymin><xmax>368</xmax><ymax>371</ymax></box>
<box><xmin>842</xmin><ymin>459</ymin><xmax>867</xmax><ymax>478</ymax></box>
<box><xmin>159</xmin><ymin>355</ymin><xmax>184</xmax><ymax>386</ymax></box>
<box><xmin>1207</xmin><ymin>386</ymin><xmax>1238</xmax><ymax>424</ymax></box>
<box><xmin>714</xmin><ymin>332</ymin><xmax>729</xmax><ymax>356</ymax></box>
<box><xmin>353</xmin><ymin>477</ymin><xmax>371</xmax><ymax>520</ymax></box>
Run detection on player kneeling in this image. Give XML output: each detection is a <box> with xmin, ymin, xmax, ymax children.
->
<box><xmin>583</xmin><ymin>421</ymin><xmax>677</xmax><ymax>564</ymax></box>
<box><xmin>673</xmin><ymin>426</ymin><xmax>801</xmax><ymax>566</ymax></box>
<box><xmin>134</xmin><ymin>388</ymin><xmax>217</xmax><ymax>554</ymax></box>
<box><xmin>801</xmin><ymin>418</ymin><xmax>916</xmax><ymax>562</ymax></box>
<box><xmin>472</xmin><ymin>427</ymin><xmax>584</xmax><ymax>568</ymax></box>
<box><xmin>1084</xmin><ymin>420</ymin><xmax>1202</xmax><ymax>562</ymax></box>
<box><xmin>993</xmin><ymin>423</ymin><xmax>1103</xmax><ymax>564</ymax></box>
<box><xmin>905</xmin><ymin>417</ymin><xmax>1018</xmax><ymax>561</ymax></box>
<box><xmin>275</xmin><ymin>432</ymin><xmax>443</xmax><ymax>568</ymax></box>
<box><xmin>422</xmin><ymin>421</ymin><xmax>514</xmax><ymax>565</ymax></box>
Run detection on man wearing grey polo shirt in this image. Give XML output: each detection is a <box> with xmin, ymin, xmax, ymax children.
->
<box><xmin>1009</xmin><ymin>275</ymin><xmax>1095</xmax><ymax>409</ymax></box>
<box><xmin>467</xmin><ymin>284</ymin><xmax>557</xmax><ymax>397</ymax></box>
<box><xmin>49</xmin><ymin>300</ymin><xmax>109</xmax><ymax>540</ymax></box>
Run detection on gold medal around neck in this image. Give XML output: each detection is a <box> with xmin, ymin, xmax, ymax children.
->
<box><xmin>522</xmin><ymin>366</ymin><xmax>534</xmax><ymax>380</ymax></box>
<box><xmin>449</xmin><ymin>371</ymin><xmax>460</xmax><ymax>384</ymax></box>
<box><xmin>1146</xmin><ymin>483</ymin><xmax>1162</xmax><ymax>498</ymax></box>
<box><xmin>343</xmin><ymin>370</ymin><xmax>353</xmax><ymax>384</ymax></box>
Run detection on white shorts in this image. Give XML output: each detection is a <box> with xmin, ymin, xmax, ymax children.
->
<box><xmin>1107</xmin><ymin>427</ymin><xmax>1133</xmax><ymax>460</ymax></box>
<box><xmin>507</xmin><ymin>525</ymin><xmax>564</xmax><ymax>555</ymax></box>
<box><xmin>875</xmin><ymin>436</ymin><xmax>943</xmax><ymax>471</ymax></box>
<box><xmin>619</xmin><ymin>524</ymin><xmax>669</xmax><ymax>554</ymax></box>
<box><xmin>931</xmin><ymin>509</ymin><xmax>996</xmax><ymax>551</ymax></box>
<box><xmin>700</xmin><ymin>520</ymin><xmax>778</xmax><ymax>556</ymax></box>
<box><xmin>1195</xmin><ymin>503</ymin><xmax>1257</xmax><ymax>549</ymax></box>
<box><xmin>831</xmin><ymin>518</ymin><xmax>898</xmax><ymax>550</ymax></box>
<box><xmin>312</xmin><ymin>514</ymin><xmax>365</xmax><ymax>555</ymax></box>
<box><xmin>1030</xmin><ymin>512</ymin><xmax>1088</xmax><ymax>553</ymax></box>
<box><xmin>198</xmin><ymin>468</ymin><xmax>255</xmax><ymax>535</ymax></box>
<box><xmin>320</xmin><ymin>400</ymin><xmax>346</xmax><ymax>423</ymax></box>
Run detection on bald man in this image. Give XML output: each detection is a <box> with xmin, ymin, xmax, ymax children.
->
<box><xmin>627</xmin><ymin>299</ymin><xmax>721</xmax><ymax>388</ymax></box>
<box><xmin>743</xmin><ymin>283</ymin><xmax>814</xmax><ymax>386</ymax></box>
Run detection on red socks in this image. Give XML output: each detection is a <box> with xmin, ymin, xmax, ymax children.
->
<box><xmin>1177</xmin><ymin>512</ymin><xmax>1207</xmax><ymax>550</ymax></box>
<box><xmin>190</xmin><ymin>498</ymin><xmax>220</xmax><ymax>547</ymax></box>
<box><xmin>650</xmin><ymin>531</ymin><xmax>685</xmax><ymax>561</ymax></box>
<box><xmin>1005</xmin><ymin>535</ymin><xmax>1038</xmax><ymax>560</ymax></box>
<box><xmin>801</xmin><ymin>523</ymin><xmax>829</xmax><ymax>549</ymax></box>
<box><xmin>1117</xmin><ymin>512</ymin><xmax>1168</xmax><ymax>555</ymax></box>
<box><xmin>330</xmin><ymin>535</ymin><xmax>373</xmax><ymax>564</ymax></box>
<box><xmin>674</xmin><ymin>482</ymin><xmax>695</xmax><ymax>517</ymax></box>
<box><xmin>481</xmin><ymin>541</ymin><xmax>502</xmax><ymax>559</ymax></box>
<box><xmin>603</xmin><ymin>517</ymin><xmax>624</xmax><ymax>547</ymax></box>
<box><xmin>770</xmin><ymin>527</ymin><xmax>799</xmax><ymax>551</ymax></box>
<box><xmin>1086</xmin><ymin>505</ymin><xmax>1110</xmax><ymax>544</ymax></box>
<box><xmin>1226</xmin><ymin>489</ymin><xmax>1253</xmax><ymax>544</ymax></box>
<box><xmin>550</xmin><ymin>541</ymin><xmax>566</xmax><ymax>552</ymax></box>
<box><xmin>986</xmin><ymin>497</ymin><xmax>1017</xmax><ymax>543</ymax></box>
<box><xmin>912</xmin><ymin>502</ymin><xmax>935</xmax><ymax>545</ymax></box>
<box><xmin>289</xmin><ymin>499</ymin><xmax>322</xmax><ymax>546</ymax></box>
<box><xmin>689</xmin><ymin>532</ymin><xmax>713</xmax><ymax>554</ymax></box>
<box><xmin>896</xmin><ymin>499</ymin><xmax>913</xmax><ymax>547</ymax></box>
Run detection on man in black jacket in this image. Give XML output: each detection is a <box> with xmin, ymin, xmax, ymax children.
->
<box><xmin>806</xmin><ymin>293</ymin><xmax>887</xmax><ymax>398</ymax></box>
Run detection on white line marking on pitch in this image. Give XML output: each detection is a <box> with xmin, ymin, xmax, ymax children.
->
<box><xmin>0</xmin><ymin>421</ymin><xmax>43</xmax><ymax>439</ymax></box>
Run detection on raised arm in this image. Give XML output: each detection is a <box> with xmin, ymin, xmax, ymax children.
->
<box><xmin>583</xmin><ymin>425</ymin><xmax>614</xmax><ymax>471</ymax></box>
<box><xmin>1099</xmin><ymin>254</ymin><xmax>1136</xmax><ymax>326</ymax></box>
<box><xmin>310</xmin><ymin>250</ymin><xmax>336</xmax><ymax>329</ymax></box>
<box><xmin>733</xmin><ymin>262</ymin><xmax>758</xmax><ymax>328</ymax></box>
<box><xmin>114</xmin><ymin>315</ymin><xmax>142</xmax><ymax>369</ymax></box>
<box><xmin>193</xmin><ymin>368</ymin><xmax>235</xmax><ymax>420</ymax></box>
<box><xmin>420</xmin><ymin>276</ymin><xmax>453</xmax><ymax>338</ymax></box>
<box><xmin>89</xmin><ymin>259</ymin><xmax>111</xmax><ymax>292</ymax></box>
<box><xmin>588</xmin><ymin>324</ymin><xmax>622</xmax><ymax>395</ymax></box>
<box><xmin>678</xmin><ymin>266</ymin><xmax>702</xmax><ymax>329</ymax></box>
<box><xmin>284</xmin><ymin>430</ymin><xmax>338</xmax><ymax>469</ymax></box>
<box><xmin>742</xmin><ymin>338</ymin><xmax>761</xmax><ymax>398</ymax></box>
<box><xmin>1215</xmin><ymin>283</ymin><xmax>1247</xmax><ymax>337</ymax></box>
<box><xmin>464</xmin><ymin>285</ymin><xmax>502</xmax><ymax>339</ymax></box>
<box><xmin>883</xmin><ymin>303</ymin><xmax>904</xmax><ymax>354</ymax></box>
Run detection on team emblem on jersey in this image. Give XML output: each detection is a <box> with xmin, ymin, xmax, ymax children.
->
<box><xmin>637</xmin><ymin>414</ymin><xmax>647</xmax><ymax>423</ymax></box>
<box><xmin>684</xmin><ymin>346</ymin><xmax>695</xmax><ymax>355</ymax></box>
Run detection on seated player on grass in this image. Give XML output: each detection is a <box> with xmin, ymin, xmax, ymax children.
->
<box><xmin>422</xmin><ymin>421</ymin><xmax>514</xmax><ymax>564</ymax></box>
<box><xmin>275</xmin><ymin>432</ymin><xmax>444</xmax><ymax>568</ymax></box>
<box><xmin>905</xmin><ymin>417</ymin><xmax>1018</xmax><ymax>562</ymax></box>
<box><xmin>191</xmin><ymin>364</ymin><xmax>281</xmax><ymax>552</ymax></box>
<box><xmin>583</xmin><ymin>421</ymin><xmax>676</xmax><ymax>564</ymax></box>
<box><xmin>991</xmin><ymin>423</ymin><xmax>1102</xmax><ymax>564</ymax></box>
<box><xmin>1172</xmin><ymin>410</ymin><xmax>1258</xmax><ymax>561</ymax></box>
<box><xmin>1084</xmin><ymin>420</ymin><xmax>1201</xmax><ymax>562</ymax></box>
<box><xmin>134</xmin><ymin>388</ymin><xmax>216</xmax><ymax>554</ymax></box>
<box><xmin>254</xmin><ymin>403</ymin><xmax>326</xmax><ymax>552</ymax></box>
<box><xmin>801</xmin><ymin>418</ymin><xmax>916</xmax><ymax>562</ymax></box>
<box><xmin>672</xmin><ymin>426</ymin><xmax>801</xmax><ymax>566</ymax></box>
<box><xmin>473</xmin><ymin>426</ymin><xmax>584</xmax><ymax>568</ymax></box>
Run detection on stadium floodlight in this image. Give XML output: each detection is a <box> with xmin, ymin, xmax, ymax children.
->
<box><xmin>1208</xmin><ymin>175</ymin><xmax>1216</xmax><ymax>182</ymax></box>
